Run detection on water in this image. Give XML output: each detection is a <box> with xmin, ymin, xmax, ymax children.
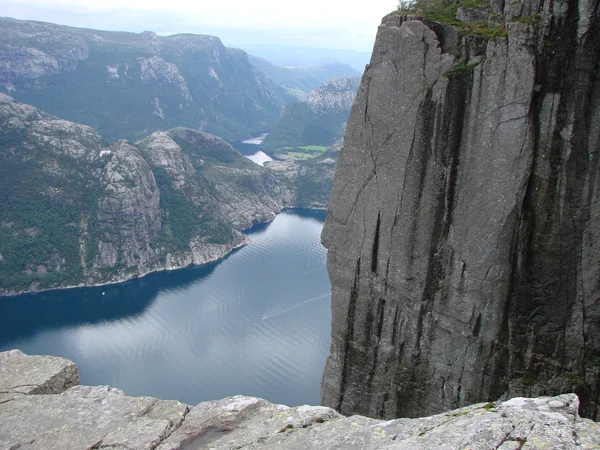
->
<box><xmin>245</xmin><ymin>150</ymin><xmax>273</xmax><ymax>166</ymax></box>
<box><xmin>0</xmin><ymin>209</ymin><xmax>331</xmax><ymax>407</ymax></box>
<box><xmin>232</xmin><ymin>134</ymin><xmax>273</xmax><ymax>166</ymax></box>
<box><xmin>241</xmin><ymin>133</ymin><xmax>268</xmax><ymax>145</ymax></box>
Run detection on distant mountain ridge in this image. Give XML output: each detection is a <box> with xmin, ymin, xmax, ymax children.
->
<box><xmin>0</xmin><ymin>17</ymin><xmax>284</xmax><ymax>142</ymax></box>
<box><xmin>247</xmin><ymin>55</ymin><xmax>360</xmax><ymax>100</ymax></box>
<box><xmin>233</xmin><ymin>44</ymin><xmax>371</xmax><ymax>72</ymax></box>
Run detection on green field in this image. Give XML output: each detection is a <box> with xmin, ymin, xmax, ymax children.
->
<box><xmin>274</xmin><ymin>145</ymin><xmax>328</xmax><ymax>160</ymax></box>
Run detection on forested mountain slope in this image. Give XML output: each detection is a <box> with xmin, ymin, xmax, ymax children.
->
<box><xmin>0</xmin><ymin>94</ymin><xmax>289</xmax><ymax>295</ymax></box>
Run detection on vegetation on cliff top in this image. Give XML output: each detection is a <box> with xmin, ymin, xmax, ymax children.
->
<box><xmin>396</xmin><ymin>0</ymin><xmax>508</xmax><ymax>39</ymax></box>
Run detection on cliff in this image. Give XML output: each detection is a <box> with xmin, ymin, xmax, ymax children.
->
<box><xmin>1</xmin><ymin>350</ymin><xmax>598</xmax><ymax>449</ymax></box>
<box><xmin>322</xmin><ymin>0</ymin><xmax>600</xmax><ymax>421</ymax></box>
<box><xmin>0</xmin><ymin>94</ymin><xmax>289</xmax><ymax>296</ymax></box>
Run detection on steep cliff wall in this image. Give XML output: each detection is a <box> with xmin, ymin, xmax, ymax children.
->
<box><xmin>322</xmin><ymin>0</ymin><xmax>600</xmax><ymax>420</ymax></box>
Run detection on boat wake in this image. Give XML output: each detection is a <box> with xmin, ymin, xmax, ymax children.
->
<box><xmin>261</xmin><ymin>293</ymin><xmax>329</xmax><ymax>320</ymax></box>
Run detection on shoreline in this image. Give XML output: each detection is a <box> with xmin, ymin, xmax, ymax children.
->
<box><xmin>0</xmin><ymin>207</ymin><xmax>327</xmax><ymax>299</ymax></box>
<box><xmin>0</xmin><ymin>237</ymin><xmax>250</xmax><ymax>299</ymax></box>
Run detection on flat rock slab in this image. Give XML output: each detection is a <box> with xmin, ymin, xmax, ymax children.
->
<box><xmin>257</xmin><ymin>394</ymin><xmax>600</xmax><ymax>449</ymax></box>
<box><xmin>157</xmin><ymin>394</ymin><xmax>600</xmax><ymax>449</ymax></box>
<box><xmin>0</xmin><ymin>351</ymin><xmax>598</xmax><ymax>449</ymax></box>
<box><xmin>0</xmin><ymin>385</ymin><xmax>189</xmax><ymax>450</ymax></box>
<box><xmin>0</xmin><ymin>349</ymin><xmax>78</xmax><ymax>403</ymax></box>
<box><xmin>156</xmin><ymin>396</ymin><xmax>341</xmax><ymax>449</ymax></box>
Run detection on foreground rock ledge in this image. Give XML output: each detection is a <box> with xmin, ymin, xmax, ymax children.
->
<box><xmin>0</xmin><ymin>351</ymin><xmax>598</xmax><ymax>449</ymax></box>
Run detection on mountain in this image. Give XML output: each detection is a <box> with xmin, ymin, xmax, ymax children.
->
<box><xmin>322</xmin><ymin>0</ymin><xmax>600</xmax><ymax>421</ymax></box>
<box><xmin>0</xmin><ymin>94</ymin><xmax>290</xmax><ymax>296</ymax></box>
<box><xmin>261</xmin><ymin>77</ymin><xmax>360</xmax><ymax>156</ymax></box>
<box><xmin>234</xmin><ymin>44</ymin><xmax>371</xmax><ymax>72</ymax></box>
<box><xmin>247</xmin><ymin>55</ymin><xmax>360</xmax><ymax>100</ymax></box>
<box><xmin>0</xmin><ymin>17</ymin><xmax>284</xmax><ymax>142</ymax></box>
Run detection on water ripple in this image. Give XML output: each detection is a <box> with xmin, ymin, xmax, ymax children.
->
<box><xmin>0</xmin><ymin>210</ymin><xmax>331</xmax><ymax>407</ymax></box>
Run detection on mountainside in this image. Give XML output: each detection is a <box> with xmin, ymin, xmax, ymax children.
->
<box><xmin>248</xmin><ymin>55</ymin><xmax>360</xmax><ymax>100</ymax></box>
<box><xmin>322</xmin><ymin>0</ymin><xmax>600</xmax><ymax>421</ymax></box>
<box><xmin>0</xmin><ymin>17</ymin><xmax>284</xmax><ymax>142</ymax></box>
<box><xmin>0</xmin><ymin>94</ymin><xmax>289</xmax><ymax>296</ymax></box>
<box><xmin>261</xmin><ymin>77</ymin><xmax>360</xmax><ymax>154</ymax></box>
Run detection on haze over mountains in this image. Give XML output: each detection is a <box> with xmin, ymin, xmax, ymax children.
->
<box><xmin>234</xmin><ymin>44</ymin><xmax>371</xmax><ymax>73</ymax></box>
<box><xmin>0</xmin><ymin>17</ymin><xmax>361</xmax><ymax>143</ymax></box>
<box><xmin>262</xmin><ymin>77</ymin><xmax>360</xmax><ymax>152</ymax></box>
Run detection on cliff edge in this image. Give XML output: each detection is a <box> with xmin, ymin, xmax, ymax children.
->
<box><xmin>322</xmin><ymin>0</ymin><xmax>600</xmax><ymax>420</ymax></box>
<box><xmin>1</xmin><ymin>350</ymin><xmax>599</xmax><ymax>449</ymax></box>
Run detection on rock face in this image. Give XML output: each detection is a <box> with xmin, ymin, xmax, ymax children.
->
<box><xmin>322</xmin><ymin>0</ymin><xmax>600</xmax><ymax>420</ymax></box>
<box><xmin>0</xmin><ymin>94</ymin><xmax>287</xmax><ymax>296</ymax></box>
<box><xmin>307</xmin><ymin>77</ymin><xmax>361</xmax><ymax>115</ymax></box>
<box><xmin>1</xmin><ymin>351</ymin><xmax>599</xmax><ymax>449</ymax></box>
<box><xmin>0</xmin><ymin>17</ymin><xmax>284</xmax><ymax>142</ymax></box>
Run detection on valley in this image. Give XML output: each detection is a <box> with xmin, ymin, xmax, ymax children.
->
<box><xmin>0</xmin><ymin>17</ymin><xmax>359</xmax><ymax>296</ymax></box>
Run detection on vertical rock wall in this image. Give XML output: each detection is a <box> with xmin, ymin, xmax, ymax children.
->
<box><xmin>322</xmin><ymin>0</ymin><xmax>600</xmax><ymax>420</ymax></box>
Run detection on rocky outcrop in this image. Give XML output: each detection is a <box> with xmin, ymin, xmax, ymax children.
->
<box><xmin>95</xmin><ymin>140</ymin><xmax>162</xmax><ymax>272</ymax></box>
<box><xmin>307</xmin><ymin>77</ymin><xmax>361</xmax><ymax>115</ymax></box>
<box><xmin>322</xmin><ymin>0</ymin><xmax>600</xmax><ymax>420</ymax></box>
<box><xmin>1</xmin><ymin>351</ymin><xmax>599</xmax><ymax>449</ymax></box>
<box><xmin>0</xmin><ymin>17</ymin><xmax>88</xmax><ymax>82</ymax></box>
<box><xmin>0</xmin><ymin>94</ymin><xmax>286</xmax><ymax>296</ymax></box>
<box><xmin>0</xmin><ymin>349</ymin><xmax>78</xmax><ymax>403</ymax></box>
<box><xmin>268</xmin><ymin>145</ymin><xmax>340</xmax><ymax>209</ymax></box>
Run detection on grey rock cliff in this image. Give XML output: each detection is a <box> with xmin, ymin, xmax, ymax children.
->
<box><xmin>322</xmin><ymin>1</ymin><xmax>600</xmax><ymax>420</ymax></box>
<box><xmin>1</xmin><ymin>351</ymin><xmax>599</xmax><ymax>449</ymax></box>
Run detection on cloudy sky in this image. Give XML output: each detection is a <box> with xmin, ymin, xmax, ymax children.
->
<box><xmin>0</xmin><ymin>0</ymin><xmax>398</xmax><ymax>51</ymax></box>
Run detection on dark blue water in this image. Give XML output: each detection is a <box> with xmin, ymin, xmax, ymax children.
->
<box><xmin>0</xmin><ymin>209</ymin><xmax>331</xmax><ymax>407</ymax></box>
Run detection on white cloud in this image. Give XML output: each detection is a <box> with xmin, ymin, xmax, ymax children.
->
<box><xmin>0</xmin><ymin>0</ymin><xmax>398</xmax><ymax>50</ymax></box>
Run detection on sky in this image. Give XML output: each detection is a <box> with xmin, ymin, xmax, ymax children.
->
<box><xmin>0</xmin><ymin>0</ymin><xmax>398</xmax><ymax>51</ymax></box>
